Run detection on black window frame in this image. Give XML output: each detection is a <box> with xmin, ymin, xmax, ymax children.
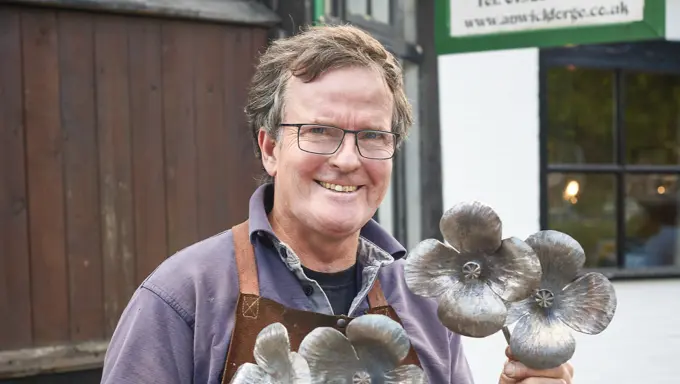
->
<box><xmin>319</xmin><ymin>0</ymin><xmax>422</xmax><ymax>63</ymax></box>
<box><xmin>539</xmin><ymin>40</ymin><xmax>680</xmax><ymax>280</ymax></box>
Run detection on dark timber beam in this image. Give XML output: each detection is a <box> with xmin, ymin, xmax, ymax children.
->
<box><xmin>416</xmin><ymin>0</ymin><xmax>444</xmax><ymax>242</ymax></box>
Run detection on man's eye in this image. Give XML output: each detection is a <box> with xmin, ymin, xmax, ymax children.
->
<box><xmin>309</xmin><ymin>127</ymin><xmax>326</xmax><ymax>134</ymax></box>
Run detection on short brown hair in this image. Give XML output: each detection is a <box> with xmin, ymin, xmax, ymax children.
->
<box><xmin>245</xmin><ymin>24</ymin><xmax>413</xmax><ymax>160</ymax></box>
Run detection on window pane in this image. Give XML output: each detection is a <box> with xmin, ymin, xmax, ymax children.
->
<box><xmin>371</xmin><ymin>0</ymin><xmax>391</xmax><ymax>24</ymax></box>
<box><xmin>546</xmin><ymin>67</ymin><xmax>614</xmax><ymax>164</ymax></box>
<box><xmin>625</xmin><ymin>72</ymin><xmax>680</xmax><ymax>165</ymax></box>
<box><xmin>547</xmin><ymin>173</ymin><xmax>617</xmax><ymax>268</ymax></box>
<box><xmin>347</xmin><ymin>0</ymin><xmax>368</xmax><ymax>16</ymax></box>
<box><xmin>625</xmin><ymin>174</ymin><xmax>680</xmax><ymax>268</ymax></box>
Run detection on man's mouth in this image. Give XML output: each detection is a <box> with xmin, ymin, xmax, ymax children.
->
<box><xmin>316</xmin><ymin>180</ymin><xmax>361</xmax><ymax>193</ymax></box>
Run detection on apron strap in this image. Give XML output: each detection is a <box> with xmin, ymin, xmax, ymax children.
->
<box><xmin>231</xmin><ymin>219</ymin><xmax>389</xmax><ymax>307</ymax></box>
<box><xmin>232</xmin><ymin>221</ymin><xmax>259</xmax><ymax>295</ymax></box>
<box><xmin>367</xmin><ymin>278</ymin><xmax>388</xmax><ymax>308</ymax></box>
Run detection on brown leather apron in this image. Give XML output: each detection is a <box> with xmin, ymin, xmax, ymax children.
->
<box><xmin>220</xmin><ymin>221</ymin><xmax>421</xmax><ymax>383</ymax></box>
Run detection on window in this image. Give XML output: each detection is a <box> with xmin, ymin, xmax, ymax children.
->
<box><xmin>541</xmin><ymin>41</ymin><xmax>680</xmax><ymax>277</ymax></box>
<box><xmin>319</xmin><ymin>0</ymin><xmax>417</xmax><ymax>61</ymax></box>
<box><xmin>346</xmin><ymin>0</ymin><xmax>392</xmax><ymax>24</ymax></box>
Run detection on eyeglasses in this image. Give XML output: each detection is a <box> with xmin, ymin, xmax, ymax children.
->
<box><xmin>280</xmin><ymin>124</ymin><xmax>399</xmax><ymax>160</ymax></box>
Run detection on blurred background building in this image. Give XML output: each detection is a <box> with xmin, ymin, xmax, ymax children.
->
<box><xmin>1</xmin><ymin>0</ymin><xmax>678</xmax><ymax>383</ymax></box>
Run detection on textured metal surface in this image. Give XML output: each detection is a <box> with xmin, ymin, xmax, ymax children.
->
<box><xmin>230</xmin><ymin>323</ymin><xmax>311</xmax><ymax>383</ymax></box>
<box><xmin>505</xmin><ymin>230</ymin><xmax>618</xmax><ymax>370</ymax></box>
<box><xmin>298</xmin><ymin>314</ymin><xmax>427</xmax><ymax>383</ymax></box>
<box><xmin>404</xmin><ymin>201</ymin><xmax>542</xmax><ymax>338</ymax></box>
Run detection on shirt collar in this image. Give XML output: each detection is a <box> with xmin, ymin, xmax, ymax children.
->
<box><xmin>246</xmin><ymin>183</ymin><xmax>407</xmax><ymax>259</ymax></box>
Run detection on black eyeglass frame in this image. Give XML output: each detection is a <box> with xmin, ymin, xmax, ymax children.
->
<box><xmin>279</xmin><ymin>123</ymin><xmax>400</xmax><ymax>160</ymax></box>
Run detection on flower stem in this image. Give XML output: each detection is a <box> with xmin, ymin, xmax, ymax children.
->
<box><xmin>502</xmin><ymin>326</ymin><xmax>511</xmax><ymax>344</ymax></box>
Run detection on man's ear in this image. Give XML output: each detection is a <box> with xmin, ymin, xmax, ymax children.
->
<box><xmin>258</xmin><ymin>128</ymin><xmax>278</xmax><ymax>177</ymax></box>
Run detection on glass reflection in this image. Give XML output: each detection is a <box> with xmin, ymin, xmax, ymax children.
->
<box><xmin>372</xmin><ymin>0</ymin><xmax>391</xmax><ymax>24</ymax></box>
<box><xmin>347</xmin><ymin>0</ymin><xmax>368</xmax><ymax>16</ymax></box>
<box><xmin>546</xmin><ymin>67</ymin><xmax>614</xmax><ymax>164</ymax></box>
<box><xmin>625</xmin><ymin>174</ymin><xmax>680</xmax><ymax>267</ymax></box>
<box><xmin>625</xmin><ymin>72</ymin><xmax>680</xmax><ymax>165</ymax></box>
<box><xmin>547</xmin><ymin>173</ymin><xmax>617</xmax><ymax>267</ymax></box>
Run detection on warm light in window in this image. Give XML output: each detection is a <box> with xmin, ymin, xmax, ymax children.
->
<box><xmin>564</xmin><ymin>180</ymin><xmax>580</xmax><ymax>199</ymax></box>
<box><xmin>657</xmin><ymin>186</ymin><xmax>666</xmax><ymax>194</ymax></box>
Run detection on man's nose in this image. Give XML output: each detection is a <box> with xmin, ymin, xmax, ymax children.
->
<box><xmin>329</xmin><ymin>134</ymin><xmax>362</xmax><ymax>171</ymax></box>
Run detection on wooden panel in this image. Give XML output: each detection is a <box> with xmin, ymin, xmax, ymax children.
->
<box><xmin>128</xmin><ymin>18</ymin><xmax>168</xmax><ymax>283</ymax></box>
<box><xmin>21</xmin><ymin>8</ymin><xmax>70</xmax><ymax>345</ymax></box>
<box><xmin>58</xmin><ymin>11</ymin><xmax>105</xmax><ymax>342</ymax></box>
<box><xmin>0</xmin><ymin>6</ymin><xmax>33</xmax><ymax>350</ymax></box>
<box><xmin>195</xmin><ymin>23</ymin><xmax>228</xmax><ymax>238</ymax></box>
<box><xmin>224</xmin><ymin>27</ymin><xmax>261</xmax><ymax>226</ymax></box>
<box><xmin>1</xmin><ymin>5</ymin><xmax>270</xmax><ymax>357</ymax></box>
<box><xmin>94</xmin><ymin>15</ymin><xmax>136</xmax><ymax>336</ymax></box>
<box><xmin>162</xmin><ymin>21</ymin><xmax>199</xmax><ymax>254</ymax></box>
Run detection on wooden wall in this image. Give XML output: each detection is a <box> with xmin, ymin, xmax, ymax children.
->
<box><xmin>0</xmin><ymin>4</ymin><xmax>266</xmax><ymax>353</ymax></box>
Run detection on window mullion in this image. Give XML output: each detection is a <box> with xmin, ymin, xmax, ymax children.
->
<box><xmin>539</xmin><ymin>63</ymin><xmax>549</xmax><ymax>230</ymax></box>
<box><xmin>614</xmin><ymin>69</ymin><xmax>627</xmax><ymax>269</ymax></box>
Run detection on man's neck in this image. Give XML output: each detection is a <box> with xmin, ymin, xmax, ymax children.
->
<box><xmin>268</xmin><ymin>209</ymin><xmax>359</xmax><ymax>273</ymax></box>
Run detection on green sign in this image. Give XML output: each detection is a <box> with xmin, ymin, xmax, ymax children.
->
<box><xmin>436</xmin><ymin>0</ymin><xmax>666</xmax><ymax>54</ymax></box>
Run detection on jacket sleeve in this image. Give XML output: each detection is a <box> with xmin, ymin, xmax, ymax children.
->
<box><xmin>449</xmin><ymin>331</ymin><xmax>475</xmax><ymax>383</ymax></box>
<box><xmin>101</xmin><ymin>286</ymin><xmax>194</xmax><ymax>384</ymax></box>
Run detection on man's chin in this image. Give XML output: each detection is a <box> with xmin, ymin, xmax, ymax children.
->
<box><xmin>311</xmin><ymin>215</ymin><xmax>365</xmax><ymax>237</ymax></box>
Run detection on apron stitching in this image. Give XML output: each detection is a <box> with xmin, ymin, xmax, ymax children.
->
<box><xmin>242</xmin><ymin>296</ymin><xmax>260</xmax><ymax>319</ymax></box>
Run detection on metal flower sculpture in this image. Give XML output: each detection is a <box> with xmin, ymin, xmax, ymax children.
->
<box><xmin>230</xmin><ymin>323</ymin><xmax>311</xmax><ymax>383</ymax></box>
<box><xmin>504</xmin><ymin>230</ymin><xmax>618</xmax><ymax>370</ymax></box>
<box><xmin>298</xmin><ymin>314</ymin><xmax>427</xmax><ymax>383</ymax></box>
<box><xmin>404</xmin><ymin>201</ymin><xmax>543</xmax><ymax>338</ymax></box>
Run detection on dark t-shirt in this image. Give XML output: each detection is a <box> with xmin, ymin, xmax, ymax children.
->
<box><xmin>302</xmin><ymin>263</ymin><xmax>358</xmax><ymax>316</ymax></box>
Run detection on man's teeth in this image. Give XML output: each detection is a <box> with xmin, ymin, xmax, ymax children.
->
<box><xmin>319</xmin><ymin>181</ymin><xmax>358</xmax><ymax>193</ymax></box>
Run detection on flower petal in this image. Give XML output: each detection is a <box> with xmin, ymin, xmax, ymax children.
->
<box><xmin>525</xmin><ymin>230</ymin><xmax>585</xmax><ymax>290</ymax></box>
<box><xmin>346</xmin><ymin>314</ymin><xmax>411</xmax><ymax>372</ymax></box>
<box><xmin>384</xmin><ymin>365</ymin><xmax>429</xmax><ymax>383</ymax></box>
<box><xmin>289</xmin><ymin>352</ymin><xmax>312</xmax><ymax>383</ymax></box>
<box><xmin>486</xmin><ymin>237</ymin><xmax>542</xmax><ymax>302</ymax></box>
<box><xmin>230</xmin><ymin>363</ymin><xmax>273</xmax><ymax>384</ymax></box>
<box><xmin>556</xmin><ymin>272</ymin><xmax>617</xmax><ymax>335</ymax></box>
<box><xmin>509</xmin><ymin>310</ymin><xmax>576</xmax><ymax>370</ymax></box>
<box><xmin>437</xmin><ymin>281</ymin><xmax>507</xmax><ymax>338</ymax></box>
<box><xmin>405</xmin><ymin>239</ymin><xmax>464</xmax><ymax>298</ymax></box>
<box><xmin>253</xmin><ymin>323</ymin><xmax>295</xmax><ymax>377</ymax></box>
<box><xmin>504</xmin><ymin>297</ymin><xmax>534</xmax><ymax>326</ymax></box>
<box><xmin>299</xmin><ymin>327</ymin><xmax>360</xmax><ymax>383</ymax></box>
<box><xmin>439</xmin><ymin>201</ymin><xmax>502</xmax><ymax>254</ymax></box>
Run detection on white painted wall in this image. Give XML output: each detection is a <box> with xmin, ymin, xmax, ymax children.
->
<box><xmin>438</xmin><ymin>49</ymin><xmax>680</xmax><ymax>384</ymax></box>
<box><xmin>667</xmin><ymin>0</ymin><xmax>680</xmax><ymax>41</ymax></box>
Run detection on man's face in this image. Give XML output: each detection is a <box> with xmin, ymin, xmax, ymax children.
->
<box><xmin>260</xmin><ymin>66</ymin><xmax>394</xmax><ymax>238</ymax></box>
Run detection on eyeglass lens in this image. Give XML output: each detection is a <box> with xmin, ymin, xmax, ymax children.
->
<box><xmin>297</xmin><ymin>125</ymin><xmax>395</xmax><ymax>159</ymax></box>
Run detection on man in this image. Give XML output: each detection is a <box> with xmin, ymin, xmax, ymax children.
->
<box><xmin>101</xmin><ymin>25</ymin><xmax>573</xmax><ymax>384</ymax></box>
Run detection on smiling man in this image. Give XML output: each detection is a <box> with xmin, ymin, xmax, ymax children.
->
<box><xmin>101</xmin><ymin>25</ymin><xmax>574</xmax><ymax>384</ymax></box>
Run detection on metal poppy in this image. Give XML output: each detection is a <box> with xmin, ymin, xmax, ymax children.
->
<box><xmin>504</xmin><ymin>230</ymin><xmax>618</xmax><ymax>370</ymax></box>
<box><xmin>230</xmin><ymin>322</ymin><xmax>311</xmax><ymax>383</ymax></box>
<box><xmin>298</xmin><ymin>314</ymin><xmax>427</xmax><ymax>383</ymax></box>
<box><xmin>404</xmin><ymin>201</ymin><xmax>543</xmax><ymax>338</ymax></box>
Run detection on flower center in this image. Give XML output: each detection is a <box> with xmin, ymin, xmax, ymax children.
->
<box><xmin>534</xmin><ymin>289</ymin><xmax>555</xmax><ymax>308</ymax></box>
<box><xmin>462</xmin><ymin>261</ymin><xmax>482</xmax><ymax>280</ymax></box>
<box><xmin>352</xmin><ymin>371</ymin><xmax>371</xmax><ymax>384</ymax></box>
